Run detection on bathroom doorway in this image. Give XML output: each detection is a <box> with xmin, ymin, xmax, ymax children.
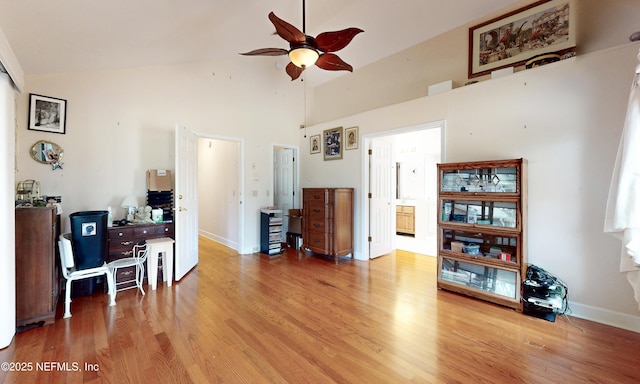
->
<box><xmin>365</xmin><ymin>121</ymin><xmax>443</xmax><ymax>258</ymax></box>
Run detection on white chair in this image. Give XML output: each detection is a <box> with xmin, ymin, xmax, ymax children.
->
<box><xmin>58</xmin><ymin>233</ymin><xmax>116</xmax><ymax>318</ymax></box>
<box><xmin>107</xmin><ymin>243</ymin><xmax>148</xmax><ymax>299</ymax></box>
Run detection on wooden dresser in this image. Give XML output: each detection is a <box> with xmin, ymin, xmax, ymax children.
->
<box><xmin>107</xmin><ymin>222</ymin><xmax>174</xmax><ymax>289</ymax></box>
<box><xmin>302</xmin><ymin>188</ymin><xmax>354</xmax><ymax>264</ymax></box>
<box><xmin>15</xmin><ymin>207</ymin><xmax>60</xmax><ymax>329</ymax></box>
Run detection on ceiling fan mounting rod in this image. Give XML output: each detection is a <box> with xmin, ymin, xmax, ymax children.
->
<box><xmin>302</xmin><ymin>0</ymin><xmax>306</xmax><ymax>34</ymax></box>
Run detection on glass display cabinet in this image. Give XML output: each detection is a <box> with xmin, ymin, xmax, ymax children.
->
<box><xmin>437</xmin><ymin>159</ymin><xmax>527</xmax><ymax>310</ymax></box>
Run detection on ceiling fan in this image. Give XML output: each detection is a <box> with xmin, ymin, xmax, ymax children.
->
<box><xmin>240</xmin><ymin>0</ymin><xmax>364</xmax><ymax>81</ymax></box>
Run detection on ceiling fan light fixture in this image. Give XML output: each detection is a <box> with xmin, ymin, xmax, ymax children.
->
<box><xmin>241</xmin><ymin>9</ymin><xmax>363</xmax><ymax>79</ymax></box>
<box><xmin>289</xmin><ymin>46</ymin><xmax>319</xmax><ymax>68</ymax></box>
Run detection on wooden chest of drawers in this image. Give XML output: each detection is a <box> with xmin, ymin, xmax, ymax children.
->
<box><xmin>108</xmin><ymin>223</ymin><xmax>174</xmax><ymax>288</ymax></box>
<box><xmin>15</xmin><ymin>207</ymin><xmax>59</xmax><ymax>329</ymax></box>
<box><xmin>302</xmin><ymin>188</ymin><xmax>354</xmax><ymax>264</ymax></box>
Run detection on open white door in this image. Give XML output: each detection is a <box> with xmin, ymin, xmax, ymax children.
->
<box><xmin>369</xmin><ymin>138</ymin><xmax>393</xmax><ymax>258</ymax></box>
<box><xmin>174</xmin><ymin>124</ymin><xmax>199</xmax><ymax>280</ymax></box>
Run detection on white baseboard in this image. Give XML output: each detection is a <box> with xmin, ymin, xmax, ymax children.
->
<box><xmin>198</xmin><ymin>230</ymin><xmax>239</xmax><ymax>252</ymax></box>
<box><xmin>567</xmin><ymin>301</ymin><xmax>640</xmax><ymax>333</ymax></box>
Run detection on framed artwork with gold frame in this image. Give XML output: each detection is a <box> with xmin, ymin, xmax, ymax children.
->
<box><xmin>323</xmin><ymin>127</ymin><xmax>343</xmax><ymax>161</ymax></box>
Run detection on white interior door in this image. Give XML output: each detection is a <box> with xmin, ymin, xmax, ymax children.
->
<box><xmin>274</xmin><ymin>148</ymin><xmax>295</xmax><ymax>237</ymax></box>
<box><xmin>274</xmin><ymin>148</ymin><xmax>295</xmax><ymax>209</ymax></box>
<box><xmin>174</xmin><ymin>124</ymin><xmax>199</xmax><ymax>280</ymax></box>
<box><xmin>369</xmin><ymin>138</ymin><xmax>393</xmax><ymax>258</ymax></box>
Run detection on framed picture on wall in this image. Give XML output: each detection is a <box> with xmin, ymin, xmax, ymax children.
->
<box><xmin>323</xmin><ymin>126</ymin><xmax>343</xmax><ymax>161</ymax></box>
<box><xmin>28</xmin><ymin>94</ymin><xmax>67</xmax><ymax>134</ymax></box>
<box><xmin>310</xmin><ymin>134</ymin><xmax>321</xmax><ymax>154</ymax></box>
<box><xmin>468</xmin><ymin>0</ymin><xmax>575</xmax><ymax>78</ymax></box>
<box><xmin>345</xmin><ymin>126</ymin><xmax>358</xmax><ymax>150</ymax></box>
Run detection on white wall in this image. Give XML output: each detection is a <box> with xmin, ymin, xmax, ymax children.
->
<box><xmin>300</xmin><ymin>43</ymin><xmax>640</xmax><ymax>332</ymax></box>
<box><xmin>311</xmin><ymin>0</ymin><xmax>640</xmax><ymax>124</ymax></box>
<box><xmin>0</xmin><ymin>72</ymin><xmax>16</xmax><ymax>348</ymax></box>
<box><xmin>16</xmin><ymin>58</ymin><xmax>304</xmax><ymax>253</ymax></box>
<box><xmin>198</xmin><ymin>137</ymin><xmax>240</xmax><ymax>249</ymax></box>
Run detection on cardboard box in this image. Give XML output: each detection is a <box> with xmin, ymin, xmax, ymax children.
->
<box><xmin>147</xmin><ymin>169</ymin><xmax>173</xmax><ymax>191</ymax></box>
<box><xmin>288</xmin><ymin>209</ymin><xmax>302</xmax><ymax>234</ymax></box>
<box><xmin>451</xmin><ymin>241</ymin><xmax>463</xmax><ymax>253</ymax></box>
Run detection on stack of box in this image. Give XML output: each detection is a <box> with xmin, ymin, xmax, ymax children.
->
<box><xmin>522</xmin><ymin>264</ymin><xmax>567</xmax><ymax>322</ymax></box>
<box><xmin>146</xmin><ymin>170</ymin><xmax>173</xmax><ymax>222</ymax></box>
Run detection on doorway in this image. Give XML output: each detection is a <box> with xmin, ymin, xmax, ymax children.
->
<box><xmin>273</xmin><ymin>145</ymin><xmax>299</xmax><ymax>236</ymax></box>
<box><xmin>364</xmin><ymin>121</ymin><xmax>443</xmax><ymax>259</ymax></box>
<box><xmin>197</xmin><ymin>137</ymin><xmax>242</xmax><ymax>251</ymax></box>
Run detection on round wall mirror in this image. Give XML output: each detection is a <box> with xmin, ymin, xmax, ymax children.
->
<box><xmin>30</xmin><ymin>140</ymin><xmax>64</xmax><ymax>169</ymax></box>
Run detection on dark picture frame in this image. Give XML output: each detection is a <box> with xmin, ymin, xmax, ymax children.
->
<box><xmin>310</xmin><ymin>134</ymin><xmax>321</xmax><ymax>154</ymax></box>
<box><xmin>323</xmin><ymin>127</ymin><xmax>343</xmax><ymax>161</ymax></box>
<box><xmin>28</xmin><ymin>94</ymin><xmax>67</xmax><ymax>134</ymax></box>
<box><xmin>468</xmin><ymin>0</ymin><xmax>575</xmax><ymax>78</ymax></box>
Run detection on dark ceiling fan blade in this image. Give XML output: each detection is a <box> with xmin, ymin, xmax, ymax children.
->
<box><xmin>269</xmin><ymin>12</ymin><xmax>305</xmax><ymax>44</ymax></box>
<box><xmin>240</xmin><ymin>48</ymin><xmax>289</xmax><ymax>56</ymax></box>
<box><xmin>315</xmin><ymin>53</ymin><xmax>353</xmax><ymax>72</ymax></box>
<box><xmin>286</xmin><ymin>62</ymin><xmax>305</xmax><ymax>81</ymax></box>
<box><xmin>315</xmin><ymin>28</ymin><xmax>364</xmax><ymax>52</ymax></box>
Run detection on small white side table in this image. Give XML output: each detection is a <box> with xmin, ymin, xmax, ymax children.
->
<box><xmin>145</xmin><ymin>237</ymin><xmax>175</xmax><ymax>290</ymax></box>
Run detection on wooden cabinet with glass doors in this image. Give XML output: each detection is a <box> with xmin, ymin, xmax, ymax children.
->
<box><xmin>437</xmin><ymin>159</ymin><xmax>527</xmax><ymax>310</ymax></box>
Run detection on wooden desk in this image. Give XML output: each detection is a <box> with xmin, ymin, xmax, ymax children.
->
<box><xmin>108</xmin><ymin>222</ymin><xmax>174</xmax><ymax>289</ymax></box>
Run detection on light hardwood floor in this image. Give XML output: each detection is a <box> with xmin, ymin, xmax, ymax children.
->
<box><xmin>2</xmin><ymin>236</ymin><xmax>640</xmax><ymax>383</ymax></box>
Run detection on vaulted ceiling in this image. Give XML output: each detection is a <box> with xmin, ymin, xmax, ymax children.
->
<box><xmin>0</xmin><ymin>0</ymin><xmax>521</xmax><ymax>85</ymax></box>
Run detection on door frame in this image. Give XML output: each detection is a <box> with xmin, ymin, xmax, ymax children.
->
<box><xmin>271</xmin><ymin>144</ymin><xmax>300</xmax><ymax>210</ymax></box>
<box><xmin>361</xmin><ymin>120</ymin><xmax>445</xmax><ymax>259</ymax></box>
<box><xmin>198</xmin><ymin>134</ymin><xmax>245</xmax><ymax>252</ymax></box>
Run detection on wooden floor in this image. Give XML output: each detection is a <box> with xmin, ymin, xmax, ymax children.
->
<box><xmin>2</xmin><ymin>236</ymin><xmax>640</xmax><ymax>383</ymax></box>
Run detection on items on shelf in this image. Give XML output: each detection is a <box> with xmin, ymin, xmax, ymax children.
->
<box><xmin>16</xmin><ymin>179</ymin><xmax>40</xmax><ymax>204</ymax></box>
<box><xmin>146</xmin><ymin>169</ymin><xmax>174</xmax><ymax>222</ymax></box>
<box><xmin>147</xmin><ymin>190</ymin><xmax>173</xmax><ymax>222</ymax></box>
<box><xmin>437</xmin><ymin>158</ymin><xmax>527</xmax><ymax>311</ymax></box>
<box><xmin>260</xmin><ymin>208</ymin><xmax>283</xmax><ymax>256</ymax></box>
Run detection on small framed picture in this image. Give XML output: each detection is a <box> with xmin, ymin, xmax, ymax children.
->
<box><xmin>345</xmin><ymin>126</ymin><xmax>358</xmax><ymax>150</ymax></box>
<box><xmin>28</xmin><ymin>94</ymin><xmax>67</xmax><ymax>134</ymax></box>
<box><xmin>323</xmin><ymin>127</ymin><xmax>343</xmax><ymax>161</ymax></box>
<box><xmin>310</xmin><ymin>134</ymin><xmax>321</xmax><ymax>154</ymax></box>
